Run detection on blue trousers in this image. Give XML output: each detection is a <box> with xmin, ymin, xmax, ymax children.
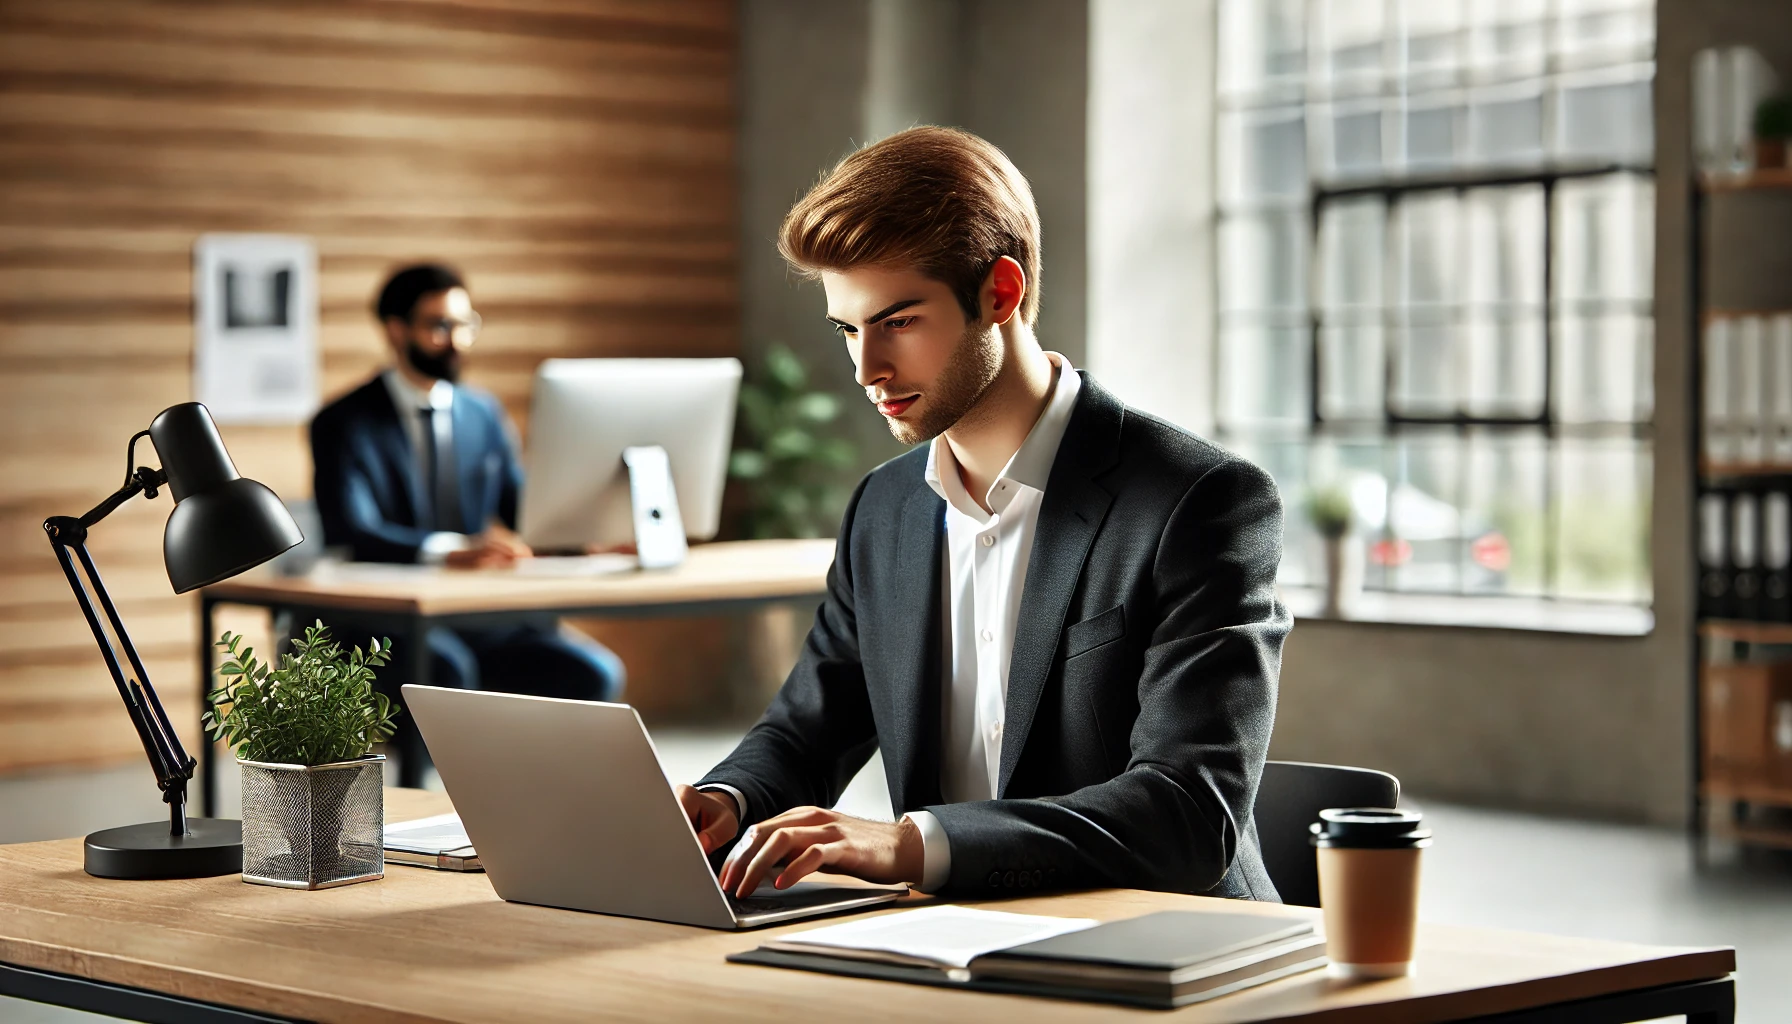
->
<box><xmin>419</xmin><ymin>622</ymin><xmax>626</xmax><ymax>703</ymax></box>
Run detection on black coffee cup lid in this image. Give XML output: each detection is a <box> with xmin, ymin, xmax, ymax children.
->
<box><xmin>1309</xmin><ymin>807</ymin><xmax>1432</xmax><ymax>849</ymax></box>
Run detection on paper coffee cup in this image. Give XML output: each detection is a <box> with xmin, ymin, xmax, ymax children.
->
<box><xmin>1310</xmin><ymin>807</ymin><xmax>1431</xmax><ymax>979</ymax></box>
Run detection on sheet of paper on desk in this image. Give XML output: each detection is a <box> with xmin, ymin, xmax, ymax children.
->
<box><xmin>384</xmin><ymin>813</ymin><xmax>473</xmax><ymax>854</ymax></box>
<box><xmin>509</xmin><ymin>554</ymin><xmax>637</xmax><ymax>577</ymax></box>
<box><xmin>775</xmin><ymin>905</ymin><xmax>1097</xmax><ymax>970</ymax></box>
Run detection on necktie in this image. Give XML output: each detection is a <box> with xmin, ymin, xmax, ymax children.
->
<box><xmin>421</xmin><ymin>404</ymin><xmax>462</xmax><ymax>534</ymax></box>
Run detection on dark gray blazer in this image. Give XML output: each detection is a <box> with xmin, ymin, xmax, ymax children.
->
<box><xmin>700</xmin><ymin>372</ymin><xmax>1290</xmax><ymax>900</ymax></box>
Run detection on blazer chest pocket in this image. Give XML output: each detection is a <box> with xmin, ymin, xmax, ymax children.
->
<box><xmin>1064</xmin><ymin>604</ymin><xmax>1125</xmax><ymax>659</ymax></box>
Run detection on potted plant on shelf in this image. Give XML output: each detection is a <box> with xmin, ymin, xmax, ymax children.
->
<box><xmin>204</xmin><ymin>622</ymin><xmax>399</xmax><ymax>889</ymax></box>
<box><xmin>1754</xmin><ymin>93</ymin><xmax>1792</xmax><ymax>169</ymax></box>
<box><xmin>1306</xmin><ymin>484</ymin><xmax>1360</xmax><ymax>619</ymax></box>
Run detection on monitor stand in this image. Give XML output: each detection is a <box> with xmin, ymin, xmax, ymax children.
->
<box><xmin>622</xmin><ymin>445</ymin><xmax>688</xmax><ymax>569</ymax></box>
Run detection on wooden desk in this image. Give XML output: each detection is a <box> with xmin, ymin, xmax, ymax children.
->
<box><xmin>197</xmin><ymin>540</ymin><xmax>836</xmax><ymax>813</ymax></box>
<box><xmin>0</xmin><ymin>790</ymin><xmax>1736</xmax><ymax>1024</ymax></box>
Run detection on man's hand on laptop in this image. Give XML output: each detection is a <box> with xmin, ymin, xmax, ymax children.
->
<box><xmin>716</xmin><ymin>806</ymin><xmax>923</xmax><ymax>897</ymax></box>
<box><xmin>674</xmin><ymin>784</ymin><xmax>741</xmax><ymax>854</ymax></box>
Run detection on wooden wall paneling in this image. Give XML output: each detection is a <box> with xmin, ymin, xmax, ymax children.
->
<box><xmin>0</xmin><ymin>0</ymin><xmax>738</xmax><ymax>773</ymax></box>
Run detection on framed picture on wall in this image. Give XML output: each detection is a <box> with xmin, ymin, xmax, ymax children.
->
<box><xmin>193</xmin><ymin>233</ymin><xmax>320</xmax><ymax>424</ymax></box>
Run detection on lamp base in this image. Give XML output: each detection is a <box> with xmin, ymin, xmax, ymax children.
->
<box><xmin>83</xmin><ymin>818</ymin><xmax>243</xmax><ymax>879</ymax></box>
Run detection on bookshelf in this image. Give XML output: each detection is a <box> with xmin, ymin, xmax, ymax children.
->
<box><xmin>1692</xmin><ymin>182</ymin><xmax>1792</xmax><ymax>856</ymax></box>
<box><xmin>1700</xmin><ymin>167</ymin><xmax>1792</xmax><ymax>192</ymax></box>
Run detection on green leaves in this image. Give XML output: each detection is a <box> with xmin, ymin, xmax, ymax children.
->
<box><xmin>730</xmin><ymin>344</ymin><xmax>857</xmax><ymax>540</ymax></box>
<box><xmin>203</xmin><ymin>621</ymin><xmax>399</xmax><ymax>766</ymax></box>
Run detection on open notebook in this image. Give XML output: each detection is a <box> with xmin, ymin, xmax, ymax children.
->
<box><xmin>734</xmin><ymin>906</ymin><xmax>1325</xmax><ymax>1009</ymax></box>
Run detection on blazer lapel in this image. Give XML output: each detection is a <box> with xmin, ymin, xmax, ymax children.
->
<box><xmin>997</xmin><ymin>375</ymin><xmax>1124</xmax><ymax>797</ymax></box>
<box><xmin>882</xmin><ymin>481</ymin><xmax>946</xmax><ymax>813</ymax></box>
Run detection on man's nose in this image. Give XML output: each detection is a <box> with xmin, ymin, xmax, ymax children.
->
<box><xmin>852</xmin><ymin>336</ymin><xmax>892</xmax><ymax>390</ymax></box>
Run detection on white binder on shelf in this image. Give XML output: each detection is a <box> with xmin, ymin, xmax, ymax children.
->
<box><xmin>1770</xmin><ymin>314</ymin><xmax>1792</xmax><ymax>465</ymax></box>
<box><xmin>1736</xmin><ymin>315</ymin><xmax>1766</xmax><ymax>464</ymax></box>
<box><xmin>1704</xmin><ymin>317</ymin><xmax>1736</xmax><ymax>465</ymax></box>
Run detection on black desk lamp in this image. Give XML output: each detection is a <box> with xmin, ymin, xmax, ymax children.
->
<box><xmin>43</xmin><ymin>402</ymin><xmax>303</xmax><ymax>879</ymax></box>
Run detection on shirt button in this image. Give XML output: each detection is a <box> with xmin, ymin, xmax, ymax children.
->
<box><xmin>980</xmin><ymin>629</ymin><xmax>994</xmax><ymax>643</ymax></box>
<box><xmin>981</xmin><ymin>535</ymin><xmax>995</xmax><ymax>548</ymax></box>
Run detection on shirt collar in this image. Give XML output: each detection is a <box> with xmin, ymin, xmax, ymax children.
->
<box><xmin>382</xmin><ymin>367</ymin><xmax>453</xmax><ymax>412</ymax></box>
<box><xmin>924</xmin><ymin>352</ymin><xmax>1081</xmax><ymax>520</ymax></box>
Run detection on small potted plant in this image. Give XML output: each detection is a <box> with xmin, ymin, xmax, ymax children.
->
<box><xmin>1755</xmin><ymin>93</ymin><xmax>1792</xmax><ymax>169</ymax></box>
<box><xmin>204</xmin><ymin>622</ymin><xmax>399</xmax><ymax>889</ymax></box>
<box><xmin>1305</xmin><ymin>484</ymin><xmax>1360</xmax><ymax>618</ymax></box>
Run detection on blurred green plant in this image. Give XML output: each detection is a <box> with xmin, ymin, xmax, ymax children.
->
<box><xmin>1756</xmin><ymin>93</ymin><xmax>1792</xmax><ymax>139</ymax></box>
<box><xmin>1303</xmin><ymin>484</ymin><xmax>1355</xmax><ymax>540</ymax></box>
<box><xmin>730</xmin><ymin>345</ymin><xmax>857</xmax><ymax>539</ymax></box>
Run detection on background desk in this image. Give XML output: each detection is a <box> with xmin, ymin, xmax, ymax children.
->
<box><xmin>197</xmin><ymin>539</ymin><xmax>836</xmax><ymax>814</ymax></box>
<box><xmin>0</xmin><ymin>788</ymin><xmax>1737</xmax><ymax>1024</ymax></box>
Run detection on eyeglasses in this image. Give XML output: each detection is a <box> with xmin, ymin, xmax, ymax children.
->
<box><xmin>413</xmin><ymin>311</ymin><xmax>482</xmax><ymax>344</ymax></box>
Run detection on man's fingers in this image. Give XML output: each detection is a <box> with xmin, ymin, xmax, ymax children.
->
<box><xmin>719</xmin><ymin>822</ymin><xmax>767</xmax><ymax>892</ymax></box>
<box><xmin>718</xmin><ymin>809</ymin><xmax>832</xmax><ymax>890</ymax></box>
<box><xmin>731</xmin><ymin>825</ymin><xmax>832</xmax><ymax>897</ymax></box>
<box><xmin>697</xmin><ymin>817</ymin><xmax>735</xmax><ymax>854</ymax></box>
<box><xmin>774</xmin><ymin>842</ymin><xmax>839</xmax><ymax>890</ymax></box>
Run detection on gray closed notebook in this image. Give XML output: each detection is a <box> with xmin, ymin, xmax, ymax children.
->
<box><xmin>984</xmin><ymin>911</ymin><xmax>1314</xmax><ymax>972</ymax></box>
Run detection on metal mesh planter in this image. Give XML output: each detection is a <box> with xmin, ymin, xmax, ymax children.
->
<box><xmin>239</xmin><ymin>755</ymin><xmax>384</xmax><ymax>889</ymax></box>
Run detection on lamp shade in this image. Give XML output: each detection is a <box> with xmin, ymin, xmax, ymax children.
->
<box><xmin>149</xmin><ymin>403</ymin><xmax>303</xmax><ymax>594</ymax></box>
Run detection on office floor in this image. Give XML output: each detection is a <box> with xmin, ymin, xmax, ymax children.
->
<box><xmin>1</xmin><ymin>732</ymin><xmax>1788</xmax><ymax>1024</ymax></box>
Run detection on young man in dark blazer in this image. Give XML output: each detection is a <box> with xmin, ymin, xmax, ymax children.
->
<box><xmin>311</xmin><ymin>266</ymin><xmax>624</xmax><ymax>781</ymax></box>
<box><xmin>679</xmin><ymin>128</ymin><xmax>1290</xmax><ymax>901</ymax></box>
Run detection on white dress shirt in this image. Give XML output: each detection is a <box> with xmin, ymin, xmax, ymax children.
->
<box><xmin>380</xmin><ymin>368</ymin><xmax>470</xmax><ymax>564</ymax></box>
<box><xmin>906</xmin><ymin>352</ymin><xmax>1080</xmax><ymax>891</ymax></box>
<box><xmin>706</xmin><ymin>355</ymin><xmax>1081</xmax><ymax>894</ymax></box>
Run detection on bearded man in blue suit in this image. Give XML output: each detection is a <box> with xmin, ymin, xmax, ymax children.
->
<box><xmin>310</xmin><ymin>265</ymin><xmax>624</xmax><ymax>783</ymax></box>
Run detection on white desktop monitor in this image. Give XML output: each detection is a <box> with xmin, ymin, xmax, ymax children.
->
<box><xmin>517</xmin><ymin>358</ymin><xmax>742</xmax><ymax>552</ymax></box>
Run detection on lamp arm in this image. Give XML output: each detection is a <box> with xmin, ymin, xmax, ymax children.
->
<box><xmin>43</xmin><ymin>450</ymin><xmax>197</xmax><ymax>836</ymax></box>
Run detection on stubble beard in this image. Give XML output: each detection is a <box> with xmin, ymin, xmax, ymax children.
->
<box><xmin>883</xmin><ymin>320</ymin><xmax>1003</xmax><ymax>446</ymax></box>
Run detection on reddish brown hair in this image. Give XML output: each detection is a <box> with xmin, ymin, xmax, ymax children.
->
<box><xmin>779</xmin><ymin>126</ymin><xmax>1042</xmax><ymax>326</ymax></box>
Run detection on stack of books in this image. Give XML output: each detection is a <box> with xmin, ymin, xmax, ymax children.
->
<box><xmin>731</xmin><ymin>906</ymin><xmax>1326</xmax><ymax>1009</ymax></box>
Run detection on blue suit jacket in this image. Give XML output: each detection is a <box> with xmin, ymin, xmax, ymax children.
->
<box><xmin>310</xmin><ymin>375</ymin><xmax>524</xmax><ymax>564</ymax></box>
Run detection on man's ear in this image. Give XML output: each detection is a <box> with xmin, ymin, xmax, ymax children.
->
<box><xmin>382</xmin><ymin>316</ymin><xmax>408</xmax><ymax>349</ymax></box>
<box><xmin>983</xmin><ymin>255</ymin><xmax>1027</xmax><ymax>327</ymax></box>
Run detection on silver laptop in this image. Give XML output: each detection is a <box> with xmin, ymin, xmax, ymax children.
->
<box><xmin>401</xmin><ymin>685</ymin><xmax>905</xmax><ymax>929</ymax></box>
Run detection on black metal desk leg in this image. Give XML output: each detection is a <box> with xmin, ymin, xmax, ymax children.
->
<box><xmin>399</xmin><ymin>613</ymin><xmax>430</xmax><ymax>789</ymax></box>
<box><xmin>199</xmin><ymin>594</ymin><xmax>217</xmax><ymax>817</ymax></box>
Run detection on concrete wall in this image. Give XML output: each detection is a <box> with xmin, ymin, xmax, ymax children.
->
<box><xmin>1087</xmin><ymin>0</ymin><xmax>1217</xmax><ymax>435</ymax></box>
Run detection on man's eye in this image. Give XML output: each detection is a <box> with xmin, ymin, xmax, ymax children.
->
<box><xmin>884</xmin><ymin>317</ymin><xmax>915</xmax><ymax>330</ymax></box>
<box><xmin>833</xmin><ymin>323</ymin><xmax>857</xmax><ymax>337</ymax></box>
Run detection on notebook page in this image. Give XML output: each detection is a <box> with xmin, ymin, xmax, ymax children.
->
<box><xmin>384</xmin><ymin>813</ymin><xmax>474</xmax><ymax>854</ymax></box>
<box><xmin>776</xmin><ymin>905</ymin><xmax>1096</xmax><ymax>970</ymax></box>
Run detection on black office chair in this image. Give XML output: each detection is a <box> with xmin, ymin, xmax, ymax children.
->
<box><xmin>1252</xmin><ymin>760</ymin><xmax>1401</xmax><ymax>908</ymax></box>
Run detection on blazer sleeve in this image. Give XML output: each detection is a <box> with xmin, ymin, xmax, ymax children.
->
<box><xmin>696</xmin><ymin>476</ymin><xmax>880</xmax><ymax>825</ymax></box>
<box><xmin>923</xmin><ymin>457</ymin><xmax>1289</xmax><ymax>896</ymax></box>
<box><xmin>310</xmin><ymin>409</ymin><xmax>433</xmax><ymax>564</ymax></box>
